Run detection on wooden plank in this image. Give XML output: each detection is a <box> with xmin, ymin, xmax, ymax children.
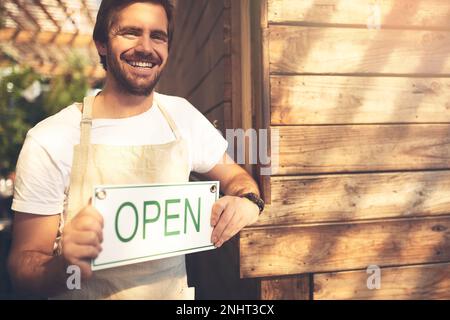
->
<box><xmin>268</xmin><ymin>0</ymin><xmax>450</xmax><ymax>29</ymax></box>
<box><xmin>255</xmin><ymin>171</ymin><xmax>450</xmax><ymax>226</ymax></box>
<box><xmin>0</xmin><ymin>28</ymin><xmax>93</xmax><ymax>46</ymax></box>
<box><xmin>261</xmin><ymin>274</ymin><xmax>311</xmax><ymax>300</ymax></box>
<box><xmin>158</xmin><ymin>0</ymin><xmax>207</xmax><ymax>96</ymax></box>
<box><xmin>240</xmin><ymin>216</ymin><xmax>450</xmax><ymax>278</ymax></box>
<box><xmin>223</xmin><ymin>101</ymin><xmax>232</xmax><ymax>130</ymax></box>
<box><xmin>204</xmin><ymin>104</ymin><xmax>225</xmax><ymax>135</ymax></box>
<box><xmin>240</xmin><ymin>0</ymin><xmax>252</xmax><ymax>133</ymax></box>
<box><xmin>250</xmin><ymin>0</ymin><xmax>268</xmax><ymax>132</ymax></box>
<box><xmin>250</xmin><ymin>0</ymin><xmax>269</xmax><ymax>183</ymax></box>
<box><xmin>193</xmin><ymin>0</ymin><xmax>225</xmax><ymax>50</ymax></box>
<box><xmin>276</xmin><ymin>125</ymin><xmax>450</xmax><ymax>175</ymax></box>
<box><xmin>271</xmin><ymin>76</ymin><xmax>450</xmax><ymax>125</ymax></box>
<box><xmin>160</xmin><ymin>1</ymin><xmax>227</xmax><ymax>111</ymax></box>
<box><xmin>230</xmin><ymin>0</ymin><xmax>243</xmax><ymax>129</ymax></box>
<box><xmin>169</xmin><ymin>0</ymin><xmax>208</xmax><ymax>69</ymax></box>
<box><xmin>240</xmin><ymin>0</ymin><xmax>253</xmax><ymax>174</ymax></box>
<box><xmin>166</xmin><ymin>0</ymin><xmax>194</xmax><ymax>56</ymax></box>
<box><xmin>187</xmin><ymin>59</ymin><xmax>226</xmax><ymax>113</ymax></box>
<box><xmin>175</xmin><ymin>0</ymin><xmax>224</xmax><ymax>95</ymax></box>
<box><xmin>269</xmin><ymin>26</ymin><xmax>450</xmax><ymax>74</ymax></box>
<box><xmin>314</xmin><ymin>262</ymin><xmax>450</xmax><ymax>300</ymax></box>
<box><xmin>179</xmin><ymin>10</ymin><xmax>225</xmax><ymax>99</ymax></box>
<box><xmin>34</xmin><ymin>64</ymin><xmax>104</xmax><ymax>79</ymax></box>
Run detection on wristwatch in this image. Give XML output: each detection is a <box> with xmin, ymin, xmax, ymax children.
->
<box><xmin>240</xmin><ymin>193</ymin><xmax>265</xmax><ymax>214</ymax></box>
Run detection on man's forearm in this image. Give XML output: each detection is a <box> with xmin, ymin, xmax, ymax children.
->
<box><xmin>222</xmin><ymin>172</ymin><xmax>260</xmax><ymax>197</ymax></box>
<box><xmin>9</xmin><ymin>251</ymin><xmax>68</xmax><ymax>298</ymax></box>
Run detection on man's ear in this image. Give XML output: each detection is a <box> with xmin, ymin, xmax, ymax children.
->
<box><xmin>95</xmin><ymin>41</ymin><xmax>107</xmax><ymax>56</ymax></box>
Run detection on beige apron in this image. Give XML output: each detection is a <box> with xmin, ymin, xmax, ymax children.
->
<box><xmin>53</xmin><ymin>94</ymin><xmax>194</xmax><ymax>300</ymax></box>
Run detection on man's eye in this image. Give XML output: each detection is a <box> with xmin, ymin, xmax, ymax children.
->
<box><xmin>152</xmin><ymin>34</ymin><xmax>167</xmax><ymax>42</ymax></box>
<box><xmin>121</xmin><ymin>30</ymin><xmax>140</xmax><ymax>37</ymax></box>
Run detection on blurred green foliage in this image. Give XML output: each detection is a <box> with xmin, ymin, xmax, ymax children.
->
<box><xmin>43</xmin><ymin>55</ymin><xmax>89</xmax><ymax>116</ymax></box>
<box><xmin>0</xmin><ymin>6</ymin><xmax>5</xmax><ymax>28</ymax></box>
<box><xmin>0</xmin><ymin>54</ymin><xmax>90</xmax><ymax>176</ymax></box>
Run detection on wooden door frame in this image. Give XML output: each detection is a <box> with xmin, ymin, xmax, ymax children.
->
<box><xmin>235</xmin><ymin>0</ymin><xmax>313</xmax><ymax>300</ymax></box>
<box><xmin>229</xmin><ymin>0</ymin><xmax>271</xmax><ymax>202</ymax></box>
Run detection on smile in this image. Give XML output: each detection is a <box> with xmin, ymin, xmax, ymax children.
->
<box><xmin>125</xmin><ymin>60</ymin><xmax>156</xmax><ymax>69</ymax></box>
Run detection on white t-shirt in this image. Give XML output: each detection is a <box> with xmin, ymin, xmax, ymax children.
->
<box><xmin>12</xmin><ymin>92</ymin><xmax>228</xmax><ymax>216</ymax></box>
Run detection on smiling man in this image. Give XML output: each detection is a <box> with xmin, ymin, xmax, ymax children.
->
<box><xmin>7</xmin><ymin>0</ymin><xmax>263</xmax><ymax>300</ymax></box>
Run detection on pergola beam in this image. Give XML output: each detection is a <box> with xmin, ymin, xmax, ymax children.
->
<box><xmin>0</xmin><ymin>28</ymin><xmax>93</xmax><ymax>47</ymax></box>
<box><xmin>0</xmin><ymin>53</ymin><xmax>104</xmax><ymax>80</ymax></box>
<box><xmin>2</xmin><ymin>3</ymin><xmax>26</xmax><ymax>30</ymax></box>
<box><xmin>33</xmin><ymin>0</ymin><xmax>61</xmax><ymax>32</ymax></box>
<box><xmin>13</xmin><ymin>0</ymin><xmax>41</xmax><ymax>31</ymax></box>
<box><xmin>56</xmin><ymin>0</ymin><xmax>78</xmax><ymax>30</ymax></box>
<box><xmin>0</xmin><ymin>0</ymin><xmax>103</xmax><ymax>80</ymax></box>
<box><xmin>33</xmin><ymin>62</ymin><xmax>105</xmax><ymax>80</ymax></box>
<box><xmin>81</xmin><ymin>0</ymin><xmax>95</xmax><ymax>25</ymax></box>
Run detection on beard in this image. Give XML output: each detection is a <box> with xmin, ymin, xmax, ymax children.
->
<box><xmin>106</xmin><ymin>48</ymin><xmax>163</xmax><ymax>97</ymax></box>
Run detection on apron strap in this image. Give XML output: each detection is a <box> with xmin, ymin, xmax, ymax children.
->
<box><xmin>80</xmin><ymin>96</ymin><xmax>95</xmax><ymax>146</ymax></box>
<box><xmin>80</xmin><ymin>94</ymin><xmax>182</xmax><ymax>143</ymax></box>
<box><xmin>155</xmin><ymin>96</ymin><xmax>182</xmax><ymax>141</ymax></box>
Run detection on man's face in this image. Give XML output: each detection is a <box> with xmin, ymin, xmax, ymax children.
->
<box><xmin>98</xmin><ymin>2</ymin><xmax>169</xmax><ymax>96</ymax></box>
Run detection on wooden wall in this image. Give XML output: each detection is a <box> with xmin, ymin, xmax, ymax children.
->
<box><xmin>240</xmin><ymin>0</ymin><xmax>450</xmax><ymax>300</ymax></box>
<box><xmin>157</xmin><ymin>0</ymin><xmax>258</xmax><ymax>299</ymax></box>
<box><xmin>158</xmin><ymin>0</ymin><xmax>231</xmax><ymax>135</ymax></box>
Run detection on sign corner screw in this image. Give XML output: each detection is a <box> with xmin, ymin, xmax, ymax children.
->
<box><xmin>95</xmin><ymin>189</ymin><xmax>107</xmax><ymax>200</ymax></box>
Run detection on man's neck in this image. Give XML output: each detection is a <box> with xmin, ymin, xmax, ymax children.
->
<box><xmin>93</xmin><ymin>79</ymin><xmax>155</xmax><ymax>119</ymax></box>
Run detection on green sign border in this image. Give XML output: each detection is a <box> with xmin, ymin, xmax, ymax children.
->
<box><xmin>92</xmin><ymin>181</ymin><xmax>219</xmax><ymax>269</ymax></box>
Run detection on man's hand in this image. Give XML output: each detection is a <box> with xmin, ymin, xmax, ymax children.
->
<box><xmin>62</xmin><ymin>203</ymin><xmax>104</xmax><ymax>279</ymax></box>
<box><xmin>210</xmin><ymin>196</ymin><xmax>259</xmax><ymax>248</ymax></box>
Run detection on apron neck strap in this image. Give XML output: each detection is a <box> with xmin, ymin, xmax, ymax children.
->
<box><xmin>79</xmin><ymin>94</ymin><xmax>182</xmax><ymax>144</ymax></box>
<box><xmin>155</xmin><ymin>97</ymin><xmax>182</xmax><ymax>141</ymax></box>
<box><xmin>80</xmin><ymin>96</ymin><xmax>95</xmax><ymax>146</ymax></box>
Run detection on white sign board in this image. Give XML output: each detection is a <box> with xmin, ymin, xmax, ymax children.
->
<box><xmin>91</xmin><ymin>181</ymin><xmax>219</xmax><ymax>271</ymax></box>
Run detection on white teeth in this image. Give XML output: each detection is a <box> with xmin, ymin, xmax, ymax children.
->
<box><xmin>128</xmin><ymin>61</ymin><xmax>154</xmax><ymax>68</ymax></box>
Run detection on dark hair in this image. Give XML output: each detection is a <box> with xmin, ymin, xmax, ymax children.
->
<box><xmin>93</xmin><ymin>0</ymin><xmax>174</xmax><ymax>70</ymax></box>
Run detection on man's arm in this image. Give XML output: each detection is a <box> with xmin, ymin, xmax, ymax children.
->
<box><xmin>202</xmin><ymin>152</ymin><xmax>261</xmax><ymax>247</ymax></box>
<box><xmin>204</xmin><ymin>153</ymin><xmax>260</xmax><ymax>198</ymax></box>
<box><xmin>8</xmin><ymin>205</ymin><xmax>104</xmax><ymax>298</ymax></box>
<box><xmin>8</xmin><ymin>213</ymin><xmax>68</xmax><ymax>297</ymax></box>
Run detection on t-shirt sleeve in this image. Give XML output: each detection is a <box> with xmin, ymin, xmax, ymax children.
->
<box><xmin>12</xmin><ymin>134</ymin><xmax>66</xmax><ymax>215</ymax></box>
<box><xmin>188</xmin><ymin>103</ymin><xmax>229</xmax><ymax>174</ymax></box>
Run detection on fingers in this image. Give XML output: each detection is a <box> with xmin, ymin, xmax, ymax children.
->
<box><xmin>76</xmin><ymin>260</ymin><xmax>93</xmax><ymax>279</ymax></box>
<box><xmin>64</xmin><ymin>242</ymin><xmax>102</xmax><ymax>261</ymax></box>
<box><xmin>219</xmin><ymin>215</ymin><xmax>244</xmax><ymax>248</ymax></box>
<box><xmin>210</xmin><ymin>198</ymin><xmax>227</xmax><ymax>227</ymax></box>
<box><xmin>211</xmin><ymin>205</ymin><xmax>245</xmax><ymax>248</ymax></box>
<box><xmin>210</xmin><ymin>196</ymin><xmax>260</xmax><ymax>248</ymax></box>
<box><xmin>72</xmin><ymin>214</ymin><xmax>104</xmax><ymax>244</ymax></box>
<box><xmin>65</xmin><ymin>258</ymin><xmax>94</xmax><ymax>279</ymax></box>
<box><xmin>63</xmin><ymin>241</ymin><xmax>101</xmax><ymax>279</ymax></box>
<box><xmin>211</xmin><ymin>204</ymin><xmax>233</xmax><ymax>244</ymax></box>
<box><xmin>78</xmin><ymin>204</ymin><xmax>104</xmax><ymax>229</ymax></box>
<box><xmin>66</xmin><ymin>230</ymin><xmax>103</xmax><ymax>250</ymax></box>
<box><xmin>62</xmin><ymin>203</ymin><xmax>104</xmax><ymax>280</ymax></box>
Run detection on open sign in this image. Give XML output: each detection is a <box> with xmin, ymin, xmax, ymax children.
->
<box><xmin>91</xmin><ymin>181</ymin><xmax>219</xmax><ymax>271</ymax></box>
